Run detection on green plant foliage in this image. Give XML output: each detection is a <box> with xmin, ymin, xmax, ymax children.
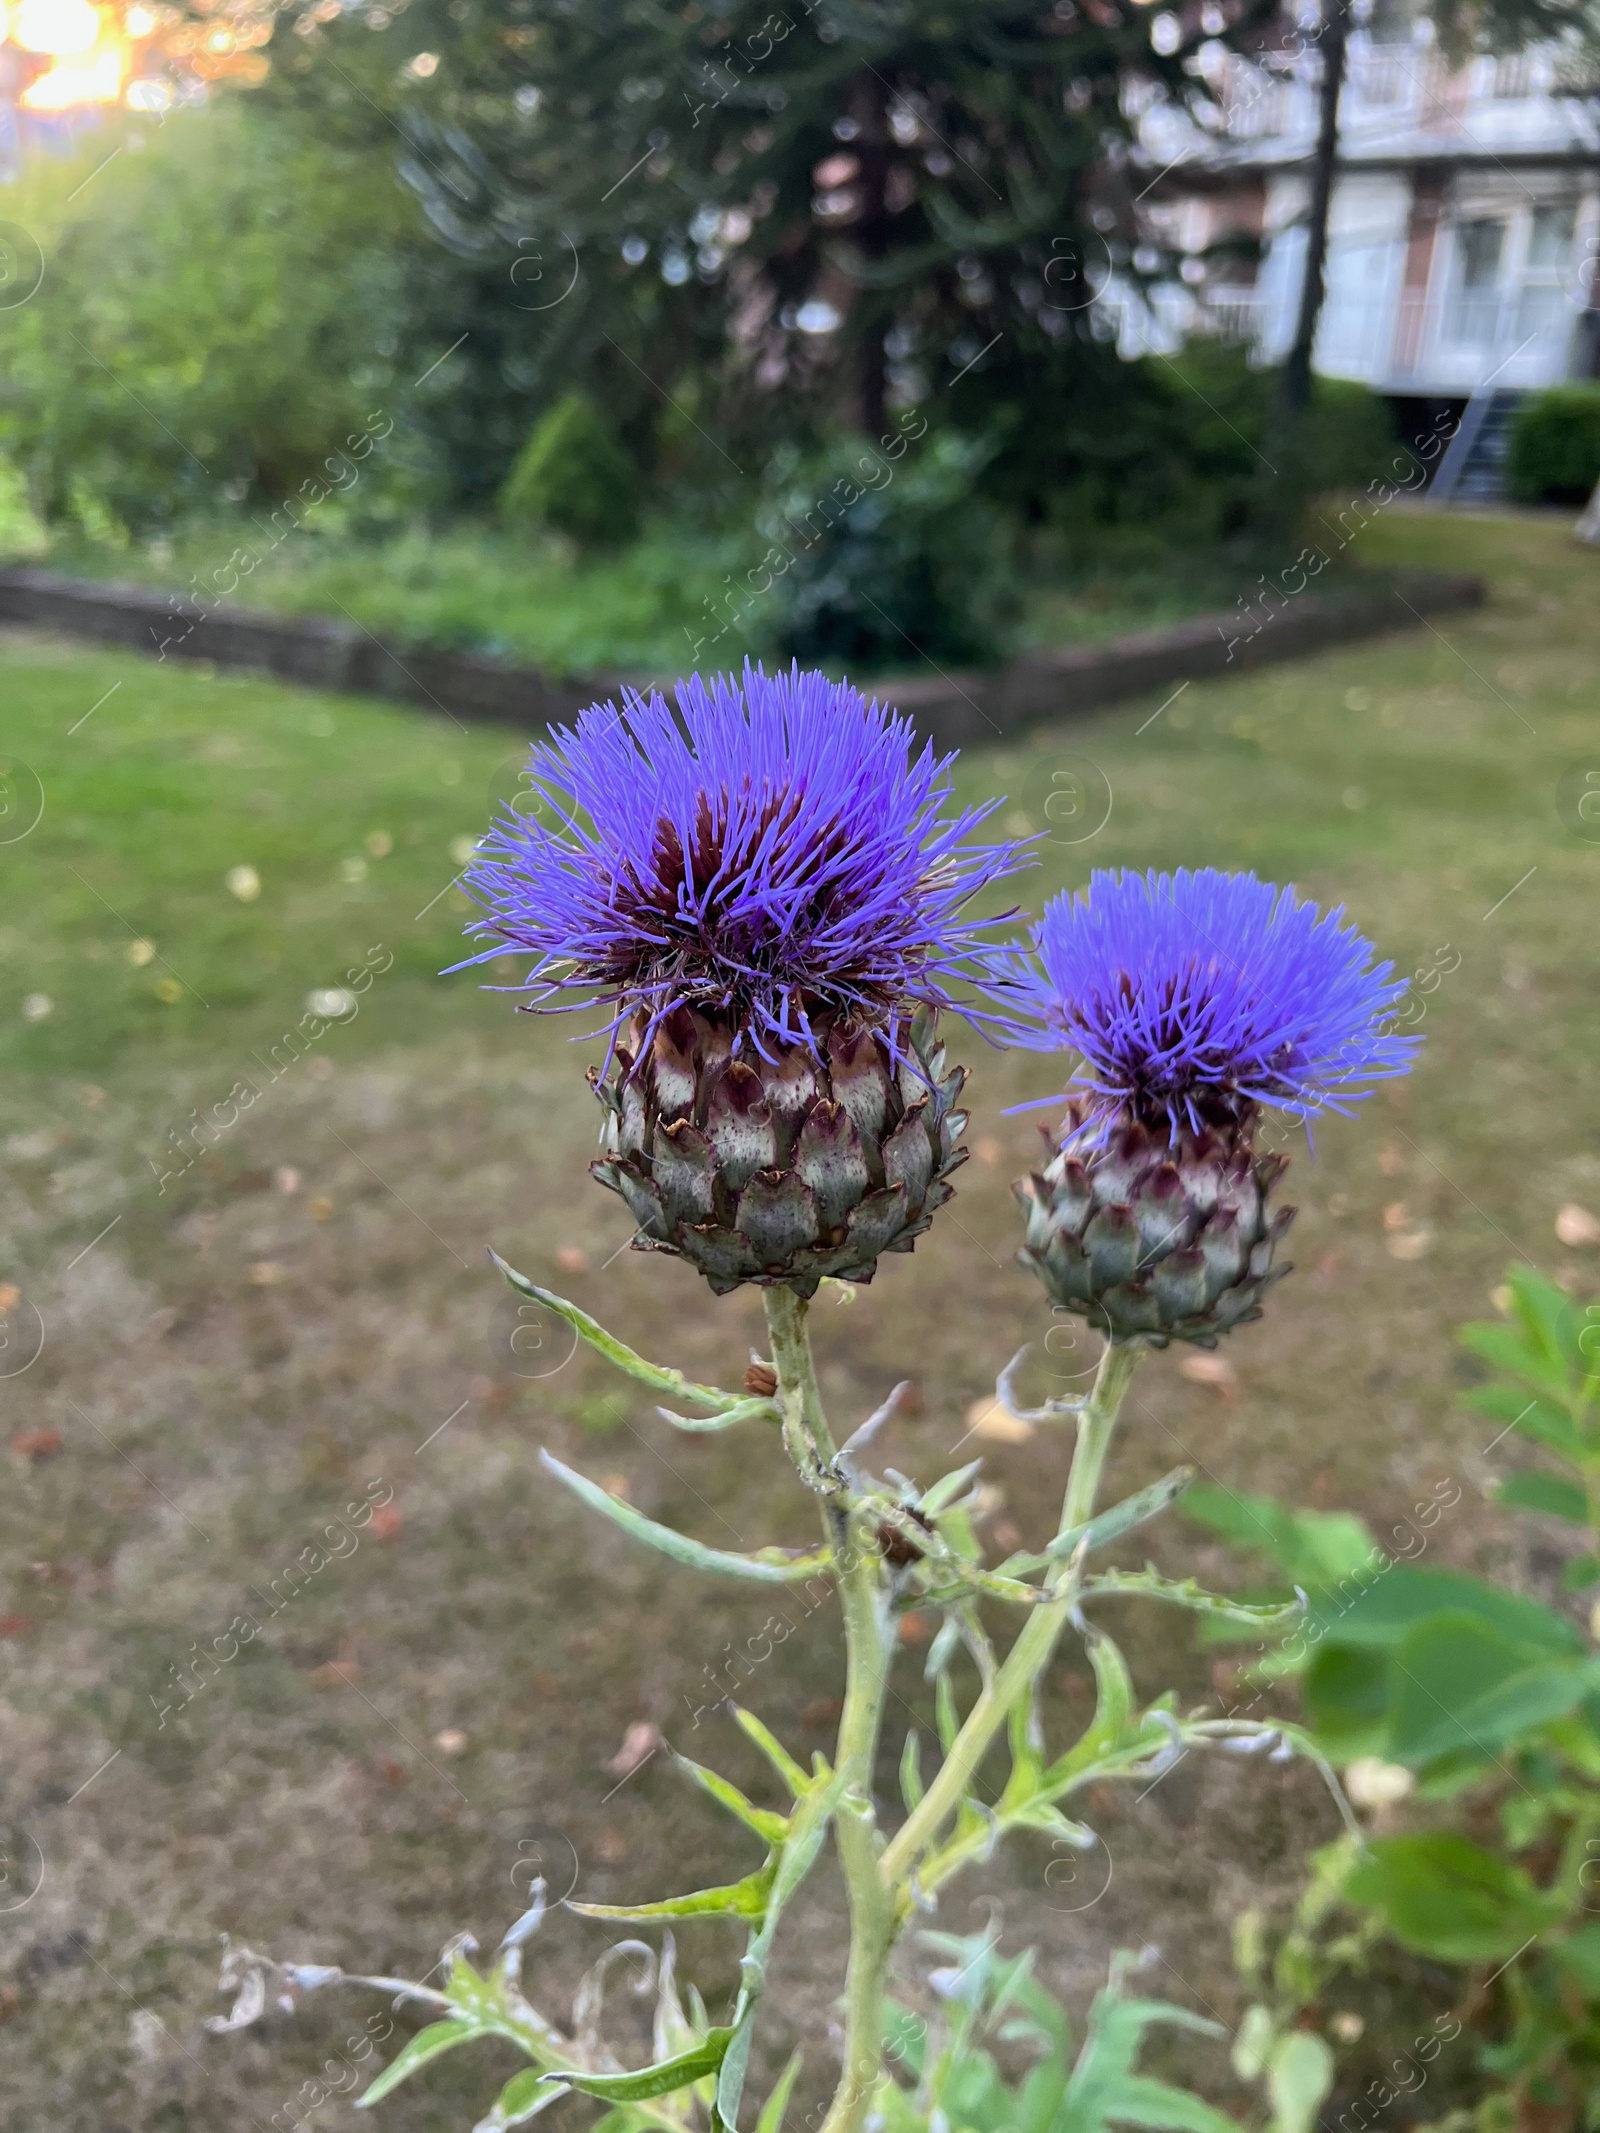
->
<box><xmin>500</xmin><ymin>394</ymin><xmax>639</xmax><ymax>548</ymax></box>
<box><xmin>756</xmin><ymin>430</ymin><xmax>1019</xmax><ymax>670</ymax></box>
<box><xmin>877</xmin><ymin>1930</ymin><xmax>1246</xmax><ymax>2133</ymax></box>
<box><xmin>1343</xmin><ymin>1833</ymin><xmax>1569</xmax><ymax>1963</ymax></box>
<box><xmin>0</xmin><ymin>454</ymin><xmax>47</xmax><ymax>559</ymax></box>
<box><xmin>1193</xmin><ymin>1266</ymin><xmax>1600</xmax><ymax>2131</ymax></box>
<box><xmin>1507</xmin><ymin>384</ymin><xmax>1600</xmax><ymax>504</ymax></box>
<box><xmin>2</xmin><ymin>104</ymin><xmax>419</xmax><ymax>536</ymax></box>
<box><xmin>967</xmin><ymin>343</ymin><xmax>1397</xmax><ymax>548</ymax></box>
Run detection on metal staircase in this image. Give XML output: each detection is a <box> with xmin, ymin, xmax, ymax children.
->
<box><xmin>1430</xmin><ymin>387</ymin><xmax>1525</xmax><ymax>504</ymax></box>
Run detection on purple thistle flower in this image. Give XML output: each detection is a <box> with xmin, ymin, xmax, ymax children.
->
<box><xmin>458</xmin><ymin>662</ymin><xmax>1025</xmax><ymax>1059</ymax></box>
<box><xmin>1001</xmin><ymin>867</ymin><xmax>1420</xmax><ymax>1145</ymax></box>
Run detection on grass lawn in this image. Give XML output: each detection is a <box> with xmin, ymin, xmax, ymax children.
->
<box><xmin>1</xmin><ymin>505</ymin><xmax>1598</xmax><ymax>2130</ymax></box>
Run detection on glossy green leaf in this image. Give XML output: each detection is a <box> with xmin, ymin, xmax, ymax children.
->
<box><xmin>357</xmin><ymin>2019</ymin><xmax>479</xmax><ymax>2106</ymax></box>
<box><xmin>1459</xmin><ymin>1382</ymin><xmax>1586</xmax><ymax>1463</ymax></box>
<box><xmin>1302</xmin><ymin>1565</ymin><xmax>1581</xmax><ymax>1656</ymax></box>
<box><xmin>1459</xmin><ymin>1317</ymin><xmax>1574</xmax><ymax>1403</ymax></box>
<box><xmin>1179</xmin><ymin>1484</ymin><xmax>1379</xmax><ymax>1593</ymax></box>
<box><xmin>1302</xmin><ymin>1643</ymin><xmax>1391</xmax><ymax>1755</ymax></box>
<box><xmin>1265</xmin><ymin>2032</ymin><xmax>1334</xmax><ymax>2133</ymax></box>
<box><xmin>1495</xmin><ymin>1470</ymin><xmax>1589</xmax><ymax>1524</ymax></box>
<box><xmin>1344</xmin><ymin>1832</ymin><xmax>1568</xmax><ymax>1961</ymax></box>
<box><xmin>540</xmin><ymin>1453</ymin><xmax>833</xmax><ymax>1583</ymax></box>
<box><xmin>1387</xmin><ymin>1614</ymin><xmax>1595</xmax><ymax>1764</ymax></box>
<box><xmin>1555</xmin><ymin>1921</ymin><xmax>1600</xmax><ymax>1994</ymax></box>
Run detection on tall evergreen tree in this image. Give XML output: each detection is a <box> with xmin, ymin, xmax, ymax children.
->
<box><xmin>271</xmin><ymin>0</ymin><xmax>1264</xmax><ymax>471</ymax></box>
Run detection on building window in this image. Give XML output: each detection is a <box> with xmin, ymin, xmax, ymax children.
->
<box><xmin>1515</xmin><ymin>202</ymin><xmax>1576</xmax><ymax>347</ymax></box>
<box><xmin>1445</xmin><ymin>218</ymin><xmax>1504</xmax><ymax>346</ymax></box>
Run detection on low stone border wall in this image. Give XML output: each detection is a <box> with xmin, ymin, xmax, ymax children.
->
<box><xmin>0</xmin><ymin>563</ymin><xmax>1484</xmax><ymax>750</ymax></box>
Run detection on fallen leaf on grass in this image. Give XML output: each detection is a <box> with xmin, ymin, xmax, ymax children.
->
<box><xmin>1179</xmin><ymin>1355</ymin><xmax>1238</xmax><ymax>1399</ymax></box>
<box><xmin>965</xmin><ymin>1394</ymin><xmax>1032</xmax><ymax>1444</ymax></box>
<box><xmin>10</xmin><ymin>1427</ymin><xmax>62</xmax><ymax>1461</ymax></box>
<box><xmin>309</xmin><ymin>1658</ymin><xmax>362</xmax><ymax>1688</ymax></box>
<box><xmin>1556</xmin><ymin>1203</ymin><xmax>1600</xmax><ymax>1247</ymax></box>
<box><xmin>605</xmin><ymin>1719</ymin><xmax>660</xmax><ymax>1778</ymax></box>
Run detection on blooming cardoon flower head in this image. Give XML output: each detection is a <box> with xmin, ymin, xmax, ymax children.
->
<box><xmin>1003</xmin><ymin>868</ymin><xmax>1419</xmax><ymax>1347</ymax></box>
<box><xmin>461</xmin><ymin>664</ymin><xmax>1025</xmax><ymax>1295</ymax></box>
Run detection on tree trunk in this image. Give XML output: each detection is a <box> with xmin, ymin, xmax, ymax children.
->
<box><xmin>847</xmin><ymin>71</ymin><xmax>890</xmax><ymax>436</ymax></box>
<box><xmin>1280</xmin><ymin>0</ymin><xmax>1352</xmax><ymax>416</ymax></box>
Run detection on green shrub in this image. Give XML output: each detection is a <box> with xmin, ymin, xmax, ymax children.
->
<box><xmin>754</xmin><ymin>425</ymin><xmax>1018</xmax><ymax>671</ymax></box>
<box><xmin>967</xmin><ymin>341</ymin><xmax>1396</xmax><ymax>548</ymax></box>
<box><xmin>0</xmin><ymin>456</ymin><xmax>47</xmax><ymax>559</ymax></box>
<box><xmin>1508</xmin><ymin>383</ymin><xmax>1600</xmax><ymax>503</ymax></box>
<box><xmin>2</xmin><ymin>104</ymin><xmax>419</xmax><ymax>537</ymax></box>
<box><xmin>499</xmin><ymin>394</ymin><xmax>638</xmax><ymax>548</ymax></box>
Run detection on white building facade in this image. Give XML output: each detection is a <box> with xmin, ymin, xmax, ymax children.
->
<box><xmin>1127</xmin><ymin>23</ymin><xmax>1600</xmax><ymax>403</ymax></box>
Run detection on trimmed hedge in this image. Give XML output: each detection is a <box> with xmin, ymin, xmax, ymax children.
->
<box><xmin>1508</xmin><ymin>385</ymin><xmax>1600</xmax><ymax>504</ymax></box>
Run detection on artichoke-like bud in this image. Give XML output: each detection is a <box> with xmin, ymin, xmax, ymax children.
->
<box><xmin>1015</xmin><ymin>1105</ymin><xmax>1295</xmax><ymax>1349</ymax></box>
<box><xmin>590</xmin><ymin>1007</ymin><xmax>968</xmax><ymax>1297</ymax></box>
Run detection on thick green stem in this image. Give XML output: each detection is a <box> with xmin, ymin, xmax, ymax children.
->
<box><xmin>877</xmin><ymin>1341</ymin><xmax>1140</xmax><ymax>1892</ymax></box>
<box><xmin>763</xmin><ymin>1288</ymin><xmax>894</xmax><ymax>2133</ymax></box>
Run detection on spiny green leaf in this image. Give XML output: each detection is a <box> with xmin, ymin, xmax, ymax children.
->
<box><xmin>492</xmin><ymin>1254</ymin><xmax>762</xmax><ymax>1418</ymax></box>
<box><xmin>358</xmin><ymin>2019</ymin><xmax>479</xmax><ymax>2106</ymax></box>
<box><xmin>1081</xmin><ymin>1568</ymin><xmax>1305</xmax><ymax>1632</ymax></box>
<box><xmin>571</xmin><ymin>1862</ymin><xmax>776</xmax><ymax>1922</ymax></box>
<box><xmin>541</xmin><ymin>1453</ymin><xmax>833</xmax><ymax>1583</ymax></box>
<box><xmin>676</xmin><ymin>1755</ymin><xmax>790</xmax><ymax>1844</ymax></box>
<box><xmin>730</xmin><ymin>1706</ymin><xmax>810</xmax><ymax>1797</ymax></box>
<box><xmin>552</xmin><ymin>2027</ymin><xmax>737</xmax><ymax>2103</ymax></box>
<box><xmin>716</xmin><ymin>1766</ymin><xmax>846</xmax><ymax>2131</ymax></box>
<box><xmin>920</xmin><ymin>1460</ymin><xmax>985</xmax><ymax>1515</ymax></box>
<box><xmin>658</xmin><ymin>1395</ymin><xmax>782</xmax><ymax>1434</ymax></box>
<box><xmin>1004</xmin><ymin>1468</ymin><xmax>1197</xmax><ymax>1575</ymax></box>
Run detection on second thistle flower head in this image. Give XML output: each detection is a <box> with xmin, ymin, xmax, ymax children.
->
<box><xmin>463</xmin><ymin>664</ymin><xmax>1024</xmax><ymax>1295</ymax></box>
<box><xmin>1004</xmin><ymin>868</ymin><xmax>1419</xmax><ymax>1347</ymax></box>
